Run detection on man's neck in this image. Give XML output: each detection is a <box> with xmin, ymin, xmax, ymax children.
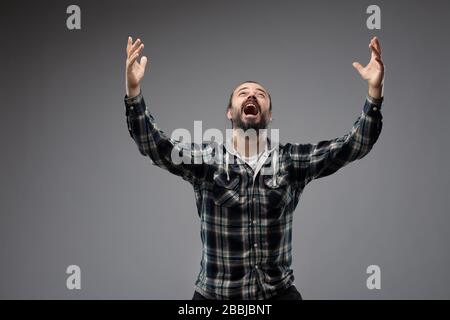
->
<box><xmin>232</xmin><ymin>128</ymin><xmax>267</xmax><ymax>159</ymax></box>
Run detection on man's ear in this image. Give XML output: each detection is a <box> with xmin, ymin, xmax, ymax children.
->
<box><xmin>226</xmin><ymin>108</ymin><xmax>232</xmax><ymax>120</ymax></box>
<box><xmin>269</xmin><ymin>110</ymin><xmax>273</xmax><ymax>122</ymax></box>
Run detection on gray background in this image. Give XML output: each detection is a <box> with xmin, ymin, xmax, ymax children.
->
<box><xmin>1</xmin><ymin>0</ymin><xmax>449</xmax><ymax>299</ymax></box>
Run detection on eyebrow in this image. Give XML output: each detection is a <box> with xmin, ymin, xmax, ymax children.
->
<box><xmin>237</xmin><ymin>87</ymin><xmax>268</xmax><ymax>95</ymax></box>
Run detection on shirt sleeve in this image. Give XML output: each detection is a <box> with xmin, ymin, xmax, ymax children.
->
<box><xmin>124</xmin><ymin>90</ymin><xmax>207</xmax><ymax>184</ymax></box>
<box><xmin>288</xmin><ymin>95</ymin><xmax>384</xmax><ymax>184</ymax></box>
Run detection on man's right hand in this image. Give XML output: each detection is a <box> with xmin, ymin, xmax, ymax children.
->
<box><xmin>126</xmin><ymin>36</ymin><xmax>148</xmax><ymax>98</ymax></box>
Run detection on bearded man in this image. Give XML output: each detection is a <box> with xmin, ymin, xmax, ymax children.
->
<box><xmin>124</xmin><ymin>36</ymin><xmax>384</xmax><ymax>300</ymax></box>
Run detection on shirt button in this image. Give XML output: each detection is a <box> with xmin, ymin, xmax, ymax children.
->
<box><xmin>255</xmin><ymin>264</ymin><xmax>259</xmax><ymax>269</ymax></box>
<box><xmin>372</xmin><ymin>106</ymin><xmax>378</xmax><ymax>111</ymax></box>
<box><xmin>130</xmin><ymin>106</ymin><xmax>134</xmax><ymax>110</ymax></box>
<box><xmin>253</xmin><ymin>220</ymin><xmax>256</xmax><ymax>224</ymax></box>
<box><xmin>254</xmin><ymin>243</ymin><xmax>258</xmax><ymax>247</ymax></box>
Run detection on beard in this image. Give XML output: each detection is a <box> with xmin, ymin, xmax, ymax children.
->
<box><xmin>231</xmin><ymin>99</ymin><xmax>270</xmax><ymax>131</ymax></box>
<box><xmin>232</xmin><ymin>115</ymin><xmax>270</xmax><ymax>130</ymax></box>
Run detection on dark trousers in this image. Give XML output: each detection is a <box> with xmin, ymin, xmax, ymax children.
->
<box><xmin>192</xmin><ymin>285</ymin><xmax>303</xmax><ymax>300</ymax></box>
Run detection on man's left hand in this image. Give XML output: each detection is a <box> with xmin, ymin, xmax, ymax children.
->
<box><xmin>353</xmin><ymin>36</ymin><xmax>385</xmax><ymax>99</ymax></box>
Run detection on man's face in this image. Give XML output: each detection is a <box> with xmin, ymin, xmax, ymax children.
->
<box><xmin>227</xmin><ymin>82</ymin><xmax>272</xmax><ymax>130</ymax></box>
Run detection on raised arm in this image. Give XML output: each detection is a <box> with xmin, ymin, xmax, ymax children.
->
<box><xmin>289</xmin><ymin>36</ymin><xmax>385</xmax><ymax>184</ymax></box>
<box><xmin>124</xmin><ymin>37</ymin><xmax>207</xmax><ymax>184</ymax></box>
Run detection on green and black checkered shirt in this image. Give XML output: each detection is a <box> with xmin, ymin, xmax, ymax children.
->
<box><xmin>125</xmin><ymin>91</ymin><xmax>383</xmax><ymax>299</ymax></box>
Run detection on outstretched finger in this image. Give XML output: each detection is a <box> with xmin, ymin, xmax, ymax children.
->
<box><xmin>140</xmin><ymin>56</ymin><xmax>148</xmax><ymax>70</ymax></box>
<box><xmin>370</xmin><ymin>43</ymin><xmax>381</xmax><ymax>59</ymax></box>
<box><xmin>374</xmin><ymin>37</ymin><xmax>382</xmax><ymax>54</ymax></box>
<box><xmin>135</xmin><ymin>43</ymin><xmax>144</xmax><ymax>57</ymax></box>
<box><xmin>352</xmin><ymin>61</ymin><xmax>364</xmax><ymax>74</ymax></box>
<box><xmin>126</xmin><ymin>36</ymin><xmax>132</xmax><ymax>54</ymax></box>
<box><xmin>375</xmin><ymin>57</ymin><xmax>384</xmax><ymax>68</ymax></box>
<box><xmin>128</xmin><ymin>51</ymin><xmax>140</xmax><ymax>66</ymax></box>
<box><xmin>129</xmin><ymin>38</ymin><xmax>142</xmax><ymax>57</ymax></box>
<box><xmin>130</xmin><ymin>43</ymin><xmax>144</xmax><ymax>59</ymax></box>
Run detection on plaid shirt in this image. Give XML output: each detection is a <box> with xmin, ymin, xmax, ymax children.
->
<box><xmin>124</xmin><ymin>91</ymin><xmax>383</xmax><ymax>300</ymax></box>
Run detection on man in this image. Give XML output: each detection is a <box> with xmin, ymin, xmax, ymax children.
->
<box><xmin>124</xmin><ymin>36</ymin><xmax>384</xmax><ymax>300</ymax></box>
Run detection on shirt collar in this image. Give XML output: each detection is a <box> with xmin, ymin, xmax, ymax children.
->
<box><xmin>224</xmin><ymin>134</ymin><xmax>277</xmax><ymax>158</ymax></box>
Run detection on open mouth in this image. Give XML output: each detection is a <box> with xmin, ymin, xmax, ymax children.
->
<box><xmin>242</xmin><ymin>102</ymin><xmax>259</xmax><ymax>116</ymax></box>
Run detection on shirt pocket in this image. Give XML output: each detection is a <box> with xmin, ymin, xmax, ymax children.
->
<box><xmin>212</xmin><ymin>171</ymin><xmax>242</xmax><ymax>207</ymax></box>
<box><xmin>262</xmin><ymin>173</ymin><xmax>293</xmax><ymax>209</ymax></box>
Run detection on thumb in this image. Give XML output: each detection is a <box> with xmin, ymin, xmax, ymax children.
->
<box><xmin>352</xmin><ymin>61</ymin><xmax>364</xmax><ymax>74</ymax></box>
<box><xmin>140</xmin><ymin>56</ymin><xmax>148</xmax><ymax>70</ymax></box>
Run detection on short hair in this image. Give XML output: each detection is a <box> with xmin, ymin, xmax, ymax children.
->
<box><xmin>227</xmin><ymin>80</ymin><xmax>272</xmax><ymax>111</ymax></box>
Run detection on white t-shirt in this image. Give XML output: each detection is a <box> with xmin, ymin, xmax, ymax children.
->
<box><xmin>242</xmin><ymin>153</ymin><xmax>261</xmax><ymax>172</ymax></box>
<box><xmin>227</xmin><ymin>142</ymin><xmax>269</xmax><ymax>181</ymax></box>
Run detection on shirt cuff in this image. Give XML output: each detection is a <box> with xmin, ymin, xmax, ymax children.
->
<box><xmin>367</xmin><ymin>94</ymin><xmax>384</xmax><ymax>105</ymax></box>
<box><xmin>124</xmin><ymin>90</ymin><xmax>146</xmax><ymax>116</ymax></box>
<box><xmin>363</xmin><ymin>94</ymin><xmax>383</xmax><ymax>116</ymax></box>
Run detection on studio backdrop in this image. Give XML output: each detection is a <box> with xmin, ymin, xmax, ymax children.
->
<box><xmin>1</xmin><ymin>0</ymin><xmax>449</xmax><ymax>299</ymax></box>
